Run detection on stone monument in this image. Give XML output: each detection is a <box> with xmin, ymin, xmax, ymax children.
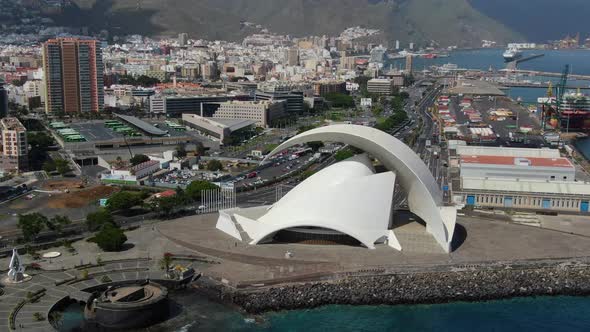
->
<box><xmin>6</xmin><ymin>248</ymin><xmax>30</xmax><ymax>283</ymax></box>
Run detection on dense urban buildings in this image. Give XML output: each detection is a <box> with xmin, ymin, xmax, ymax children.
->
<box><xmin>42</xmin><ymin>38</ymin><xmax>104</xmax><ymax>114</ymax></box>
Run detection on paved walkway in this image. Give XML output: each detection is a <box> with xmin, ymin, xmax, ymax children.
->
<box><xmin>0</xmin><ymin>225</ymin><xmax>205</xmax><ymax>331</ymax></box>
<box><xmin>0</xmin><ymin>260</ymin><xmax>160</xmax><ymax>331</ymax></box>
<box><xmin>157</xmin><ymin>213</ymin><xmax>590</xmax><ymax>283</ymax></box>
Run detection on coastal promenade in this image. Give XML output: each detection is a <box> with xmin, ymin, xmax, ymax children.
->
<box><xmin>156</xmin><ymin>213</ymin><xmax>590</xmax><ymax>312</ymax></box>
<box><xmin>3</xmin><ymin>210</ymin><xmax>590</xmax><ymax>330</ymax></box>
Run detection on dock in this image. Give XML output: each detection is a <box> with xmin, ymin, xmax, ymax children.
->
<box><xmin>498</xmin><ymin>82</ymin><xmax>590</xmax><ymax>90</ymax></box>
<box><xmin>503</xmin><ymin>69</ymin><xmax>590</xmax><ymax>81</ymax></box>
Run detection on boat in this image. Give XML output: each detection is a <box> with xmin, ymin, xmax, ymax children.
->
<box><xmin>538</xmin><ymin>91</ymin><xmax>590</xmax><ymax>131</ymax></box>
<box><xmin>503</xmin><ymin>46</ymin><xmax>523</xmax><ymax>62</ymax></box>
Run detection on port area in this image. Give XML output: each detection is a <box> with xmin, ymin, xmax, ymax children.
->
<box><xmin>448</xmin><ymin>79</ymin><xmax>506</xmax><ymax>97</ymax></box>
<box><xmin>448</xmin><ymin>94</ymin><xmax>544</xmax><ymax>147</ymax></box>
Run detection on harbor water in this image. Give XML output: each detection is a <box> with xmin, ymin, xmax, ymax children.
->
<box><xmin>56</xmin><ymin>289</ymin><xmax>590</xmax><ymax>332</ymax></box>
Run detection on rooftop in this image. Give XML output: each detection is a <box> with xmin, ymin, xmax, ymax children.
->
<box><xmin>0</xmin><ymin>117</ymin><xmax>26</xmax><ymax>131</ymax></box>
<box><xmin>460</xmin><ymin>155</ymin><xmax>573</xmax><ymax>168</ymax></box>
<box><xmin>462</xmin><ymin>177</ymin><xmax>590</xmax><ymax>196</ymax></box>
<box><xmin>115</xmin><ymin>113</ymin><xmax>168</xmax><ymax>136</ymax></box>
<box><xmin>131</xmin><ymin>160</ymin><xmax>160</xmax><ymax>171</ymax></box>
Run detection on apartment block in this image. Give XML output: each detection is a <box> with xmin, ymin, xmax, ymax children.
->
<box><xmin>43</xmin><ymin>38</ymin><xmax>104</xmax><ymax>114</ymax></box>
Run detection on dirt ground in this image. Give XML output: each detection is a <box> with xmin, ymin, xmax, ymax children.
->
<box><xmin>40</xmin><ymin>179</ymin><xmax>85</xmax><ymax>191</ymax></box>
<box><xmin>45</xmin><ymin>185</ymin><xmax>120</xmax><ymax>209</ymax></box>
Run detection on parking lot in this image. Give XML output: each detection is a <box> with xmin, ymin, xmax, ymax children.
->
<box><xmin>450</xmin><ymin>95</ymin><xmax>544</xmax><ymax>147</ymax></box>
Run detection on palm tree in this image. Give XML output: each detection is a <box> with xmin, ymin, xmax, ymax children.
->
<box><xmin>159</xmin><ymin>253</ymin><xmax>173</xmax><ymax>278</ymax></box>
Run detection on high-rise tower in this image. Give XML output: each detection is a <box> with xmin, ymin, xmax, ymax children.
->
<box><xmin>42</xmin><ymin>38</ymin><xmax>104</xmax><ymax>114</ymax></box>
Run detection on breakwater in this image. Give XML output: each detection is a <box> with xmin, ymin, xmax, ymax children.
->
<box><xmin>208</xmin><ymin>261</ymin><xmax>590</xmax><ymax>314</ymax></box>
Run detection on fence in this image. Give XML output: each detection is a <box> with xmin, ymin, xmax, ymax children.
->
<box><xmin>200</xmin><ymin>187</ymin><xmax>237</xmax><ymax>213</ymax></box>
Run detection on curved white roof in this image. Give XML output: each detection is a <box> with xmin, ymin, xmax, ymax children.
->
<box><xmin>264</xmin><ymin>124</ymin><xmax>456</xmax><ymax>252</ymax></box>
<box><xmin>220</xmin><ymin>154</ymin><xmax>397</xmax><ymax>249</ymax></box>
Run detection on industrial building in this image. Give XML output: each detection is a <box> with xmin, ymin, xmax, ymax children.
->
<box><xmin>181</xmin><ymin>114</ymin><xmax>256</xmax><ymax>143</ymax></box>
<box><xmin>451</xmin><ymin>145</ymin><xmax>590</xmax><ymax>213</ymax></box>
<box><xmin>149</xmin><ymin>94</ymin><xmax>249</xmax><ymax>117</ymax></box>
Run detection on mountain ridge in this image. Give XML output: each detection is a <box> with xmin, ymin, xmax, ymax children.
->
<box><xmin>54</xmin><ymin>0</ymin><xmax>522</xmax><ymax>47</ymax></box>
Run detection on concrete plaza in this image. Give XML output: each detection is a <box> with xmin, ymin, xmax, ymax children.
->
<box><xmin>156</xmin><ymin>213</ymin><xmax>590</xmax><ymax>283</ymax></box>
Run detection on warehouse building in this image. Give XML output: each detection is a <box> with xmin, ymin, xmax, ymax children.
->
<box><xmin>181</xmin><ymin>114</ymin><xmax>256</xmax><ymax>143</ymax></box>
<box><xmin>450</xmin><ymin>145</ymin><xmax>590</xmax><ymax>213</ymax></box>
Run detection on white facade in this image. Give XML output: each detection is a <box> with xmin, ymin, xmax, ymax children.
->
<box><xmin>218</xmin><ymin>154</ymin><xmax>399</xmax><ymax>249</ymax></box>
<box><xmin>213</xmin><ymin>100</ymin><xmax>285</xmax><ymax>127</ymax></box>
<box><xmin>217</xmin><ymin>125</ymin><xmax>457</xmax><ymax>253</ymax></box>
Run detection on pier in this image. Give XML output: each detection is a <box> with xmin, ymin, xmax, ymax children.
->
<box><xmin>503</xmin><ymin>69</ymin><xmax>590</xmax><ymax>81</ymax></box>
<box><xmin>498</xmin><ymin>82</ymin><xmax>590</xmax><ymax>90</ymax></box>
<box><xmin>505</xmin><ymin>54</ymin><xmax>545</xmax><ymax>70</ymax></box>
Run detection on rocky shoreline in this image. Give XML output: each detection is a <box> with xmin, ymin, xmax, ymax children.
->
<box><xmin>203</xmin><ymin>262</ymin><xmax>590</xmax><ymax>314</ymax></box>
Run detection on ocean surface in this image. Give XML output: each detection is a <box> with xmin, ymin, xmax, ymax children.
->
<box><xmin>59</xmin><ymin>291</ymin><xmax>590</xmax><ymax>331</ymax></box>
<box><xmin>57</xmin><ymin>289</ymin><xmax>590</xmax><ymax>332</ymax></box>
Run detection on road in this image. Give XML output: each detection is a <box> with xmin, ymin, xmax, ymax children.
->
<box><xmin>391</xmin><ymin>82</ymin><xmax>447</xmax><ymax>207</ymax></box>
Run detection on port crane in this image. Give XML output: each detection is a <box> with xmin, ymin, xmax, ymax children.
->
<box><xmin>538</xmin><ymin>65</ymin><xmax>569</xmax><ymax>132</ymax></box>
<box><xmin>554</xmin><ymin>64</ymin><xmax>570</xmax><ymax>116</ymax></box>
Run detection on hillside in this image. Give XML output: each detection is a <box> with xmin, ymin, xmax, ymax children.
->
<box><xmin>52</xmin><ymin>0</ymin><xmax>522</xmax><ymax>47</ymax></box>
<box><xmin>470</xmin><ymin>0</ymin><xmax>590</xmax><ymax>42</ymax></box>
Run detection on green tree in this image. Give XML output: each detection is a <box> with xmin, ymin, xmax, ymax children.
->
<box><xmin>335</xmin><ymin>149</ymin><xmax>355</xmax><ymax>161</ymax></box>
<box><xmin>18</xmin><ymin>213</ymin><xmax>48</xmax><ymax>242</ymax></box>
<box><xmin>159</xmin><ymin>252</ymin><xmax>173</xmax><ymax>272</ymax></box>
<box><xmin>129</xmin><ymin>154</ymin><xmax>150</xmax><ymax>166</ymax></box>
<box><xmin>206</xmin><ymin>160</ymin><xmax>223</xmax><ymax>172</ymax></box>
<box><xmin>54</xmin><ymin>158</ymin><xmax>72</xmax><ymax>176</ymax></box>
<box><xmin>42</xmin><ymin>160</ymin><xmax>56</xmax><ymax>173</ymax></box>
<box><xmin>106</xmin><ymin>192</ymin><xmax>143</xmax><ymax>212</ymax></box>
<box><xmin>46</xmin><ymin>215</ymin><xmax>71</xmax><ymax>234</ymax></box>
<box><xmin>94</xmin><ymin>223</ymin><xmax>127</xmax><ymax>252</ymax></box>
<box><xmin>195</xmin><ymin>142</ymin><xmax>206</xmax><ymax>156</ymax></box>
<box><xmin>186</xmin><ymin>181</ymin><xmax>218</xmax><ymax>201</ymax></box>
<box><xmin>306</xmin><ymin>141</ymin><xmax>324</xmax><ymax>152</ymax></box>
<box><xmin>27</xmin><ymin>132</ymin><xmax>54</xmax><ymax>148</ymax></box>
<box><xmin>176</xmin><ymin>144</ymin><xmax>187</xmax><ymax>158</ymax></box>
<box><xmin>86</xmin><ymin>209</ymin><xmax>115</xmax><ymax>231</ymax></box>
<box><xmin>325</xmin><ymin>93</ymin><xmax>354</xmax><ymax>108</ymax></box>
<box><xmin>297</xmin><ymin>125</ymin><xmax>317</xmax><ymax>135</ymax></box>
<box><xmin>372</xmin><ymin>105</ymin><xmax>384</xmax><ymax>117</ymax></box>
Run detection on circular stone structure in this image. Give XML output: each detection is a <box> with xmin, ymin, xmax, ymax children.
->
<box><xmin>84</xmin><ymin>281</ymin><xmax>169</xmax><ymax>329</ymax></box>
<box><xmin>42</xmin><ymin>251</ymin><xmax>61</xmax><ymax>259</ymax></box>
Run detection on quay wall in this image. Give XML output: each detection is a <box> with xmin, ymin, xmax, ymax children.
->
<box><xmin>208</xmin><ymin>262</ymin><xmax>590</xmax><ymax>313</ymax></box>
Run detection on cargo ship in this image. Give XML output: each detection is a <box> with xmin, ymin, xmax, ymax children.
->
<box><xmin>538</xmin><ymin>91</ymin><xmax>590</xmax><ymax>131</ymax></box>
<box><xmin>503</xmin><ymin>46</ymin><xmax>523</xmax><ymax>62</ymax></box>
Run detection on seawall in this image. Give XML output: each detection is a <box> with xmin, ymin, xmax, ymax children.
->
<box><xmin>207</xmin><ymin>261</ymin><xmax>590</xmax><ymax>313</ymax></box>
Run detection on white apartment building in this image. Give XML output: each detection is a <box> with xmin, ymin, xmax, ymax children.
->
<box><xmin>0</xmin><ymin>117</ymin><xmax>28</xmax><ymax>173</ymax></box>
<box><xmin>213</xmin><ymin>100</ymin><xmax>286</xmax><ymax>127</ymax></box>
